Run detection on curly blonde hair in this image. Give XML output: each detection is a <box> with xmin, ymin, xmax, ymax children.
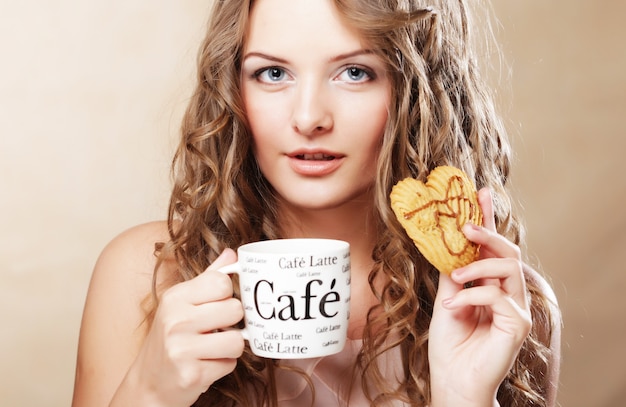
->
<box><xmin>151</xmin><ymin>0</ymin><xmax>556</xmax><ymax>405</ymax></box>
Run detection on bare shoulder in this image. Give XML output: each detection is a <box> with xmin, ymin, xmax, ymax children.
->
<box><xmin>86</xmin><ymin>221</ymin><xmax>172</xmax><ymax>310</ymax></box>
<box><xmin>97</xmin><ymin>220</ymin><xmax>171</xmax><ymax>274</ymax></box>
<box><xmin>72</xmin><ymin>221</ymin><xmax>172</xmax><ymax>407</ymax></box>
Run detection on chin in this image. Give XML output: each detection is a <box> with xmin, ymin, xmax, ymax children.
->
<box><xmin>279</xmin><ymin>189</ymin><xmax>374</xmax><ymax>213</ymax></box>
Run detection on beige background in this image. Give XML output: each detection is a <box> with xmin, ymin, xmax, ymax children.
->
<box><xmin>0</xmin><ymin>1</ymin><xmax>623</xmax><ymax>406</ymax></box>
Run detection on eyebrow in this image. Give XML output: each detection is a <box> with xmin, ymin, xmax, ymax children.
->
<box><xmin>242</xmin><ymin>52</ymin><xmax>289</xmax><ymax>64</ymax></box>
<box><xmin>329</xmin><ymin>49</ymin><xmax>375</xmax><ymax>62</ymax></box>
<box><xmin>242</xmin><ymin>49</ymin><xmax>375</xmax><ymax>64</ymax></box>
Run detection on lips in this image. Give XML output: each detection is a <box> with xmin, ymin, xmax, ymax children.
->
<box><xmin>287</xmin><ymin>150</ymin><xmax>344</xmax><ymax>176</ymax></box>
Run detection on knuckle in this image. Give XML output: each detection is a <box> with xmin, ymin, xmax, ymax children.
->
<box><xmin>160</xmin><ymin>312</ymin><xmax>188</xmax><ymax>336</ymax></box>
<box><xmin>484</xmin><ymin>285</ymin><xmax>502</xmax><ymax>301</ymax></box>
<box><xmin>161</xmin><ymin>283</ymin><xmax>184</xmax><ymax>305</ymax></box>
<box><xmin>229</xmin><ymin>332</ymin><xmax>246</xmax><ymax>356</ymax></box>
<box><xmin>514</xmin><ymin>315</ymin><xmax>533</xmax><ymax>344</ymax></box>
<box><xmin>177</xmin><ymin>366</ymin><xmax>204</xmax><ymax>391</ymax></box>
<box><xmin>510</xmin><ymin>244</ymin><xmax>522</xmax><ymax>260</ymax></box>
<box><xmin>165</xmin><ymin>339</ymin><xmax>186</xmax><ymax>363</ymax></box>
<box><xmin>226</xmin><ymin>298</ymin><xmax>245</xmax><ymax>321</ymax></box>
<box><xmin>161</xmin><ymin>316</ymin><xmax>179</xmax><ymax>336</ymax></box>
<box><xmin>505</xmin><ymin>257</ymin><xmax>523</xmax><ymax>274</ymax></box>
<box><xmin>211</xmin><ymin>272</ymin><xmax>234</xmax><ymax>299</ymax></box>
<box><xmin>213</xmin><ymin>330</ymin><xmax>245</xmax><ymax>358</ymax></box>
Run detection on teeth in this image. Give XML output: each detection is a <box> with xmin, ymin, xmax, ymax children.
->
<box><xmin>301</xmin><ymin>153</ymin><xmax>334</xmax><ymax>161</ymax></box>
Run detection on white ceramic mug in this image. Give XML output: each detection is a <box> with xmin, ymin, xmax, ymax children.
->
<box><xmin>219</xmin><ymin>238</ymin><xmax>351</xmax><ymax>359</ymax></box>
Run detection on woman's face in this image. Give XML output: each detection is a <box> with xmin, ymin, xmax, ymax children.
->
<box><xmin>241</xmin><ymin>0</ymin><xmax>391</xmax><ymax>212</ymax></box>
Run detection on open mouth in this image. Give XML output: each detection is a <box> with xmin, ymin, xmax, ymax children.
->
<box><xmin>296</xmin><ymin>153</ymin><xmax>336</xmax><ymax>161</ymax></box>
<box><xmin>287</xmin><ymin>151</ymin><xmax>344</xmax><ymax>175</ymax></box>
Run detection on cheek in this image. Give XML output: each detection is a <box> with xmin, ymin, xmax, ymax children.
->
<box><xmin>357</xmin><ymin>99</ymin><xmax>389</xmax><ymax>175</ymax></box>
<box><xmin>350</xmin><ymin>87</ymin><xmax>390</xmax><ymax>133</ymax></box>
<box><xmin>362</xmin><ymin>100</ymin><xmax>389</xmax><ymax>150</ymax></box>
<box><xmin>245</xmin><ymin>94</ymin><xmax>289</xmax><ymax>147</ymax></box>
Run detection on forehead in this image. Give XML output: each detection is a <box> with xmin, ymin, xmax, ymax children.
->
<box><xmin>244</xmin><ymin>0</ymin><xmax>366</xmax><ymax>54</ymax></box>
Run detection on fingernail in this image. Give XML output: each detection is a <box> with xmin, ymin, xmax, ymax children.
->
<box><xmin>463</xmin><ymin>223</ymin><xmax>481</xmax><ymax>234</ymax></box>
<box><xmin>442</xmin><ymin>297</ymin><xmax>454</xmax><ymax>307</ymax></box>
<box><xmin>452</xmin><ymin>265</ymin><xmax>466</xmax><ymax>277</ymax></box>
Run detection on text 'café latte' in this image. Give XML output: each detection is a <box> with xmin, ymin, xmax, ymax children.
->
<box><xmin>218</xmin><ymin>239</ymin><xmax>351</xmax><ymax>359</ymax></box>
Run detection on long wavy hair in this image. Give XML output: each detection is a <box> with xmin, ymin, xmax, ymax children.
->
<box><xmin>150</xmin><ymin>0</ymin><xmax>556</xmax><ymax>405</ymax></box>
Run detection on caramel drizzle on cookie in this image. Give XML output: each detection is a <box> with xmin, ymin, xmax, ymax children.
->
<box><xmin>402</xmin><ymin>175</ymin><xmax>476</xmax><ymax>257</ymax></box>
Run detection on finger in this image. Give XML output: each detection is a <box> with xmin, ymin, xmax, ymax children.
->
<box><xmin>459</xmin><ymin>223</ymin><xmax>526</xmax><ymax>307</ymax></box>
<box><xmin>443</xmin><ymin>285</ymin><xmax>532</xmax><ymax>340</ymax></box>
<box><xmin>477</xmin><ymin>187</ymin><xmax>496</xmax><ymax>232</ymax></box>
<box><xmin>196</xmin><ymin>248</ymin><xmax>239</xmax><ymax>303</ymax></box>
<box><xmin>435</xmin><ymin>272</ymin><xmax>464</xmax><ymax>306</ymax></box>
<box><xmin>201</xmin><ymin>357</ymin><xmax>238</xmax><ymax>381</ymax></box>
<box><xmin>170</xmin><ymin>356</ymin><xmax>238</xmax><ymax>395</ymax></box>
<box><xmin>164</xmin><ymin>249</ymin><xmax>238</xmax><ymax>305</ymax></box>
<box><xmin>197</xmin><ymin>357</ymin><xmax>238</xmax><ymax>390</ymax></box>
<box><xmin>193</xmin><ymin>298</ymin><xmax>244</xmax><ymax>333</ymax></box>
<box><xmin>462</xmin><ymin>223</ymin><xmax>521</xmax><ymax>261</ymax></box>
<box><xmin>451</xmin><ymin>258</ymin><xmax>528</xmax><ymax>309</ymax></box>
<box><xmin>163</xmin><ymin>271</ymin><xmax>234</xmax><ymax>306</ymax></box>
<box><xmin>185</xmin><ymin>330</ymin><xmax>246</xmax><ymax>360</ymax></box>
<box><xmin>165</xmin><ymin>330</ymin><xmax>245</xmax><ymax>362</ymax></box>
<box><xmin>205</xmin><ymin>248</ymin><xmax>238</xmax><ymax>272</ymax></box>
<box><xmin>203</xmin><ymin>330</ymin><xmax>246</xmax><ymax>359</ymax></box>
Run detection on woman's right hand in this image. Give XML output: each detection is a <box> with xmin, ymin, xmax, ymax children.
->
<box><xmin>119</xmin><ymin>249</ymin><xmax>245</xmax><ymax>407</ymax></box>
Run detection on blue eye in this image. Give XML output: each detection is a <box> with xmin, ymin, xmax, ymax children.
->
<box><xmin>347</xmin><ymin>67</ymin><xmax>367</xmax><ymax>81</ymax></box>
<box><xmin>338</xmin><ymin>66</ymin><xmax>373</xmax><ymax>83</ymax></box>
<box><xmin>256</xmin><ymin>67</ymin><xmax>287</xmax><ymax>83</ymax></box>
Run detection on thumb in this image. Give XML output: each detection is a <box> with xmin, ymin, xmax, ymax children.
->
<box><xmin>205</xmin><ymin>248</ymin><xmax>238</xmax><ymax>273</ymax></box>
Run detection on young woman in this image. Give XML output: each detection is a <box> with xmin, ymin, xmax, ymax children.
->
<box><xmin>72</xmin><ymin>0</ymin><xmax>561</xmax><ymax>406</ymax></box>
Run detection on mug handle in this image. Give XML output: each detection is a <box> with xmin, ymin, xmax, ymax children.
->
<box><xmin>216</xmin><ymin>262</ymin><xmax>250</xmax><ymax>341</ymax></box>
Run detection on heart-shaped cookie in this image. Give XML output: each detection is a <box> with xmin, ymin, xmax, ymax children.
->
<box><xmin>390</xmin><ymin>166</ymin><xmax>483</xmax><ymax>275</ymax></box>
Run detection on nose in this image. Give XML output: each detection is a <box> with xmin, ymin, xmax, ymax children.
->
<box><xmin>290</xmin><ymin>79</ymin><xmax>333</xmax><ymax>137</ymax></box>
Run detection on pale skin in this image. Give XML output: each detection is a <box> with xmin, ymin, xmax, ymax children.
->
<box><xmin>71</xmin><ymin>0</ymin><xmax>560</xmax><ymax>406</ymax></box>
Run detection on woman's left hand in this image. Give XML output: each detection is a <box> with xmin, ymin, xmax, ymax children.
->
<box><xmin>428</xmin><ymin>187</ymin><xmax>532</xmax><ymax>407</ymax></box>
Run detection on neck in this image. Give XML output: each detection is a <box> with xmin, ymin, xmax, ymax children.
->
<box><xmin>277</xmin><ymin>198</ymin><xmax>378</xmax><ymax>266</ymax></box>
<box><xmin>276</xmin><ymin>198</ymin><xmax>382</xmax><ymax>339</ymax></box>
